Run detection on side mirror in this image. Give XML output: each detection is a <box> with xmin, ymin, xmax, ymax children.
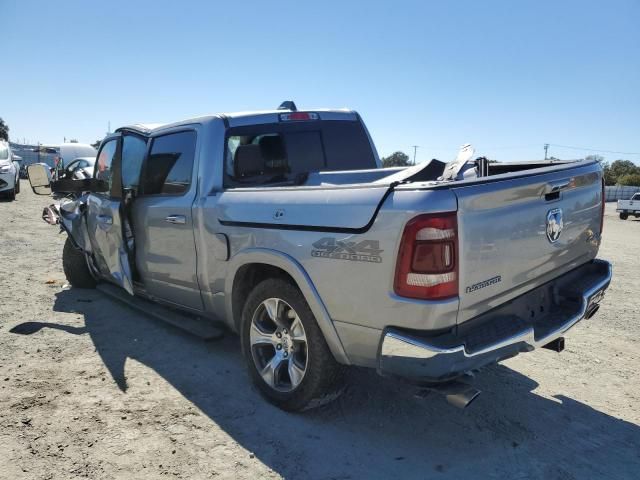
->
<box><xmin>27</xmin><ymin>163</ymin><xmax>52</xmax><ymax>195</ymax></box>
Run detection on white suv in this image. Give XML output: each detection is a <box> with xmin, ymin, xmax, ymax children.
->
<box><xmin>0</xmin><ymin>141</ymin><xmax>20</xmax><ymax>201</ymax></box>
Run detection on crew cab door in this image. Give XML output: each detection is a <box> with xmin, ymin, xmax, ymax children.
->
<box><xmin>131</xmin><ymin>128</ymin><xmax>203</xmax><ymax>310</ymax></box>
<box><xmin>85</xmin><ymin>134</ymin><xmax>134</xmax><ymax>294</ymax></box>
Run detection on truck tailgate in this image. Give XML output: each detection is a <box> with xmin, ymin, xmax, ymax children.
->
<box><xmin>453</xmin><ymin>162</ymin><xmax>603</xmax><ymax>324</ymax></box>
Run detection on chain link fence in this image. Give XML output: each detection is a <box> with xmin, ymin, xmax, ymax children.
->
<box><xmin>605</xmin><ymin>185</ymin><xmax>640</xmax><ymax>202</ymax></box>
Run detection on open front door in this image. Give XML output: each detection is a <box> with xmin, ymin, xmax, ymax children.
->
<box><xmin>85</xmin><ymin>134</ymin><xmax>134</xmax><ymax>294</ymax></box>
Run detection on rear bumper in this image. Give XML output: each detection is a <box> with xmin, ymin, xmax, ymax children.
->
<box><xmin>378</xmin><ymin>259</ymin><xmax>612</xmax><ymax>382</ymax></box>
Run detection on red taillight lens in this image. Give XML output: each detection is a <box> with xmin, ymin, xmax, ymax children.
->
<box><xmin>394</xmin><ymin>212</ymin><xmax>458</xmax><ymax>300</ymax></box>
<box><xmin>600</xmin><ymin>177</ymin><xmax>605</xmax><ymax>234</ymax></box>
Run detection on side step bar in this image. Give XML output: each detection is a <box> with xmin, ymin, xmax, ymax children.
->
<box><xmin>97</xmin><ymin>283</ymin><xmax>224</xmax><ymax>340</ymax></box>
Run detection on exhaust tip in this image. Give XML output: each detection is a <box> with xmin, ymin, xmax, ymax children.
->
<box><xmin>445</xmin><ymin>387</ymin><xmax>481</xmax><ymax>409</ymax></box>
<box><xmin>418</xmin><ymin>380</ymin><xmax>482</xmax><ymax>409</ymax></box>
<box><xmin>585</xmin><ymin>303</ymin><xmax>600</xmax><ymax>319</ymax></box>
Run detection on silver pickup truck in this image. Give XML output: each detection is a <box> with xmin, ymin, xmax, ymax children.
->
<box><xmin>27</xmin><ymin>103</ymin><xmax>612</xmax><ymax>411</ymax></box>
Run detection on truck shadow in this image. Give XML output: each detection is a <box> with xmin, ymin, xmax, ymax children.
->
<box><xmin>11</xmin><ymin>288</ymin><xmax>640</xmax><ymax>479</ymax></box>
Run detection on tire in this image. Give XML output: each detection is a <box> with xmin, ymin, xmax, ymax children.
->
<box><xmin>620</xmin><ymin>212</ymin><xmax>628</xmax><ymax>220</ymax></box>
<box><xmin>6</xmin><ymin>187</ymin><xmax>16</xmax><ymax>201</ymax></box>
<box><xmin>62</xmin><ymin>237</ymin><xmax>97</xmax><ymax>288</ymax></box>
<box><xmin>241</xmin><ymin>278</ymin><xmax>345</xmax><ymax>411</ymax></box>
<box><xmin>14</xmin><ymin>178</ymin><xmax>20</xmax><ymax>194</ymax></box>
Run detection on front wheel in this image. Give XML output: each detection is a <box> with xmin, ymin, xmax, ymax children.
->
<box><xmin>241</xmin><ymin>278</ymin><xmax>344</xmax><ymax>411</ymax></box>
<box><xmin>62</xmin><ymin>238</ymin><xmax>97</xmax><ymax>288</ymax></box>
<box><xmin>620</xmin><ymin>212</ymin><xmax>628</xmax><ymax>220</ymax></box>
<box><xmin>14</xmin><ymin>178</ymin><xmax>20</xmax><ymax>194</ymax></box>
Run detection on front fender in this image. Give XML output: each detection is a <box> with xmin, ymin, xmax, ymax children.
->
<box><xmin>224</xmin><ymin>248</ymin><xmax>350</xmax><ymax>365</ymax></box>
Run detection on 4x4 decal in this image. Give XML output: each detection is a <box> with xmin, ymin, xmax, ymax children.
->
<box><xmin>311</xmin><ymin>238</ymin><xmax>383</xmax><ymax>263</ymax></box>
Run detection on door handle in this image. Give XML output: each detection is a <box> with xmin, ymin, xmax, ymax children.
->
<box><xmin>165</xmin><ymin>215</ymin><xmax>186</xmax><ymax>225</ymax></box>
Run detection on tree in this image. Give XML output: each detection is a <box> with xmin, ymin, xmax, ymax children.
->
<box><xmin>610</xmin><ymin>160</ymin><xmax>639</xmax><ymax>183</ymax></box>
<box><xmin>381</xmin><ymin>151</ymin><xmax>410</xmax><ymax>167</ymax></box>
<box><xmin>601</xmin><ymin>161</ymin><xmax>616</xmax><ymax>186</ymax></box>
<box><xmin>617</xmin><ymin>173</ymin><xmax>640</xmax><ymax>186</ymax></box>
<box><xmin>91</xmin><ymin>139</ymin><xmax>103</xmax><ymax>150</ymax></box>
<box><xmin>69</xmin><ymin>138</ymin><xmax>79</xmax><ymax>143</ymax></box>
<box><xmin>0</xmin><ymin>118</ymin><xmax>9</xmax><ymax>141</ymax></box>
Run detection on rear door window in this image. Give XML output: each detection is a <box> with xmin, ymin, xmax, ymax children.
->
<box><xmin>142</xmin><ymin>131</ymin><xmax>196</xmax><ymax>195</ymax></box>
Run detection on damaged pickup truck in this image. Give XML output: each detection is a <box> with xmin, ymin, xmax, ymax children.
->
<box><xmin>27</xmin><ymin>103</ymin><xmax>612</xmax><ymax>411</ymax></box>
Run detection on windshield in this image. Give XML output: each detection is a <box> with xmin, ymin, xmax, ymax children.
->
<box><xmin>0</xmin><ymin>145</ymin><xmax>8</xmax><ymax>160</ymax></box>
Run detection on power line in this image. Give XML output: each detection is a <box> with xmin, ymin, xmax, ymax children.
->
<box><xmin>548</xmin><ymin>144</ymin><xmax>640</xmax><ymax>156</ymax></box>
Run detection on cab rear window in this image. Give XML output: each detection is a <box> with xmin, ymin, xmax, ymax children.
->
<box><xmin>225</xmin><ymin>120</ymin><xmax>376</xmax><ymax>186</ymax></box>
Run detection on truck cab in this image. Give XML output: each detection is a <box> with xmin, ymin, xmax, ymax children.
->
<box><xmin>616</xmin><ymin>192</ymin><xmax>640</xmax><ymax>219</ymax></box>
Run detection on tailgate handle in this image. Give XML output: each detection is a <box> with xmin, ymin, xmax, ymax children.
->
<box><xmin>545</xmin><ymin>180</ymin><xmax>571</xmax><ymax>194</ymax></box>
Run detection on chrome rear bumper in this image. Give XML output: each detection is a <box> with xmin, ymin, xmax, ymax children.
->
<box><xmin>378</xmin><ymin>259</ymin><xmax>612</xmax><ymax>382</ymax></box>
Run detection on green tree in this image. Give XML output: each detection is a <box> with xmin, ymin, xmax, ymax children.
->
<box><xmin>617</xmin><ymin>173</ymin><xmax>640</xmax><ymax>186</ymax></box>
<box><xmin>609</xmin><ymin>160</ymin><xmax>639</xmax><ymax>184</ymax></box>
<box><xmin>0</xmin><ymin>118</ymin><xmax>9</xmax><ymax>141</ymax></box>
<box><xmin>601</xmin><ymin>162</ymin><xmax>616</xmax><ymax>185</ymax></box>
<box><xmin>381</xmin><ymin>151</ymin><xmax>410</xmax><ymax>167</ymax></box>
<box><xmin>91</xmin><ymin>139</ymin><xmax>103</xmax><ymax>150</ymax></box>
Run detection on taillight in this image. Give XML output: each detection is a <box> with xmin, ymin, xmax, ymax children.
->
<box><xmin>600</xmin><ymin>177</ymin><xmax>605</xmax><ymax>234</ymax></box>
<box><xmin>394</xmin><ymin>212</ymin><xmax>458</xmax><ymax>300</ymax></box>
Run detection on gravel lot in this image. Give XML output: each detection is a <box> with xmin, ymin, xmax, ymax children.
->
<box><xmin>1</xmin><ymin>183</ymin><xmax>638</xmax><ymax>479</ymax></box>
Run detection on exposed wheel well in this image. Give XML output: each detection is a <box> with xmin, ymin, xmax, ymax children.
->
<box><xmin>231</xmin><ymin>263</ymin><xmax>297</xmax><ymax>330</ymax></box>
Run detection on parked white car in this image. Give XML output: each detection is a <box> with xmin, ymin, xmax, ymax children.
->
<box><xmin>0</xmin><ymin>141</ymin><xmax>20</xmax><ymax>201</ymax></box>
<box><xmin>616</xmin><ymin>193</ymin><xmax>640</xmax><ymax>220</ymax></box>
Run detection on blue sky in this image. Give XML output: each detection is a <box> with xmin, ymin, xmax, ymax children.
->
<box><xmin>2</xmin><ymin>0</ymin><xmax>639</xmax><ymax>163</ymax></box>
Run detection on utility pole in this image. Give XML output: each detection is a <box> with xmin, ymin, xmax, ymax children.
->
<box><xmin>412</xmin><ymin>145</ymin><xmax>419</xmax><ymax>165</ymax></box>
<box><xmin>544</xmin><ymin>143</ymin><xmax>549</xmax><ymax>160</ymax></box>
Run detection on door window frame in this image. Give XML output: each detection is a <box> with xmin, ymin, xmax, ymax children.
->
<box><xmin>93</xmin><ymin>133</ymin><xmax>123</xmax><ymax>199</ymax></box>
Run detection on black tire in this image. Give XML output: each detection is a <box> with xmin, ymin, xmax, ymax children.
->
<box><xmin>6</xmin><ymin>187</ymin><xmax>16</xmax><ymax>201</ymax></box>
<box><xmin>62</xmin><ymin>237</ymin><xmax>97</xmax><ymax>288</ymax></box>
<box><xmin>14</xmin><ymin>178</ymin><xmax>20</xmax><ymax>194</ymax></box>
<box><xmin>620</xmin><ymin>212</ymin><xmax>628</xmax><ymax>220</ymax></box>
<box><xmin>241</xmin><ymin>278</ymin><xmax>345</xmax><ymax>411</ymax></box>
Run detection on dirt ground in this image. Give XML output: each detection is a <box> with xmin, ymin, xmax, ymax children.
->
<box><xmin>1</xmin><ymin>182</ymin><xmax>638</xmax><ymax>480</ymax></box>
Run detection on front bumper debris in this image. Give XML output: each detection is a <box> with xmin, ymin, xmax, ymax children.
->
<box><xmin>378</xmin><ymin>259</ymin><xmax>612</xmax><ymax>382</ymax></box>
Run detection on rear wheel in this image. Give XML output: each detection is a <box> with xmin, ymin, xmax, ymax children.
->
<box><xmin>62</xmin><ymin>238</ymin><xmax>97</xmax><ymax>288</ymax></box>
<box><xmin>620</xmin><ymin>212</ymin><xmax>628</xmax><ymax>220</ymax></box>
<box><xmin>241</xmin><ymin>278</ymin><xmax>344</xmax><ymax>411</ymax></box>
